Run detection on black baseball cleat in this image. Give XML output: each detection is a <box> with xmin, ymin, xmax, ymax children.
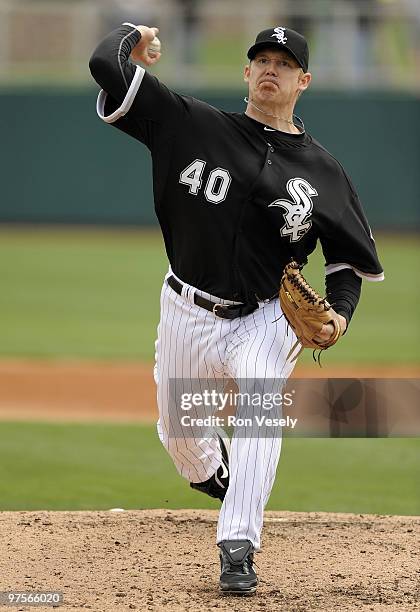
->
<box><xmin>190</xmin><ymin>428</ymin><xmax>230</xmax><ymax>501</ymax></box>
<box><xmin>218</xmin><ymin>540</ymin><xmax>258</xmax><ymax>595</ymax></box>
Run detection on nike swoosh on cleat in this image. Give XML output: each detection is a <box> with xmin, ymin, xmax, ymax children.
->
<box><xmin>229</xmin><ymin>546</ymin><xmax>245</xmax><ymax>554</ymax></box>
<box><xmin>219</xmin><ymin>461</ymin><xmax>228</xmax><ymax>480</ymax></box>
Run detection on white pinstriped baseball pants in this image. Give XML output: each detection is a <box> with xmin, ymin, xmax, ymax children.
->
<box><xmin>154</xmin><ymin>270</ymin><xmax>298</xmax><ymax>550</ymax></box>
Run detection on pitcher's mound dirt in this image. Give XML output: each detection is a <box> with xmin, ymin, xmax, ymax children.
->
<box><xmin>1</xmin><ymin>510</ymin><xmax>418</xmax><ymax>612</ymax></box>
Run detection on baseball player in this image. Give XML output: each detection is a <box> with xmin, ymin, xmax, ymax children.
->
<box><xmin>89</xmin><ymin>24</ymin><xmax>383</xmax><ymax>595</ymax></box>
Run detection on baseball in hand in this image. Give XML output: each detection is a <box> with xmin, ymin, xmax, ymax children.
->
<box><xmin>148</xmin><ymin>36</ymin><xmax>161</xmax><ymax>58</ymax></box>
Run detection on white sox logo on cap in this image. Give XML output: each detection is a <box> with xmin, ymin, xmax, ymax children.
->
<box><xmin>247</xmin><ymin>27</ymin><xmax>309</xmax><ymax>72</ymax></box>
<box><xmin>271</xmin><ymin>27</ymin><xmax>287</xmax><ymax>45</ymax></box>
<box><xmin>268</xmin><ymin>177</ymin><xmax>318</xmax><ymax>242</ymax></box>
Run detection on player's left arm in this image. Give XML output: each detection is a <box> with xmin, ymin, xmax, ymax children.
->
<box><xmin>313</xmin><ymin>268</ymin><xmax>360</xmax><ymax>342</ymax></box>
<box><xmin>315</xmin><ymin>170</ymin><xmax>384</xmax><ymax>342</ymax></box>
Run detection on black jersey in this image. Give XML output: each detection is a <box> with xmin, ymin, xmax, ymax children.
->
<box><xmin>90</xmin><ymin>25</ymin><xmax>383</xmax><ymax>304</ymax></box>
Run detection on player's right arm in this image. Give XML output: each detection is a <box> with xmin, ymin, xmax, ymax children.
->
<box><xmin>89</xmin><ymin>24</ymin><xmax>186</xmax><ymax>143</ymax></box>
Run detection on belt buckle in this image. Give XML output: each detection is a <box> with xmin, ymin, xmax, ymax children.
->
<box><xmin>212</xmin><ymin>303</ymin><xmax>225</xmax><ymax>318</ymax></box>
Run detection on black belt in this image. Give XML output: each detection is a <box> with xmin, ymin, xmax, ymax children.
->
<box><xmin>167</xmin><ymin>275</ymin><xmax>259</xmax><ymax>320</ymax></box>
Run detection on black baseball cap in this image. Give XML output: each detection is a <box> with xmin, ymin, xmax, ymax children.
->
<box><xmin>247</xmin><ymin>27</ymin><xmax>309</xmax><ymax>72</ymax></box>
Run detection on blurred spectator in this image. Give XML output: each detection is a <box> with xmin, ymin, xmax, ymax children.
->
<box><xmin>102</xmin><ymin>0</ymin><xmax>159</xmax><ymax>32</ymax></box>
<box><xmin>307</xmin><ymin>0</ymin><xmax>377</xmax><ymax>86</ymax></box>
<box><xmin>280</xmin><ymin>0</ymin><xmax>312</xmax><ymax>41</ymax></box>
<box><xmin>343</xmin><ymin>0</ymin><xmax>377</xmax><ymax>84</ymax></box>
<box><xmin>174</xmin><ymin>0</ymin><xmax>200</xmax><ymax>64</ymax></box>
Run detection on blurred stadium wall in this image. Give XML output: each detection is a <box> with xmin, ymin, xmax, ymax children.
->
<box><xmin>1</xmin><ymin>0</ymin><xmax>419</xmax><ymax>228</ymax></box>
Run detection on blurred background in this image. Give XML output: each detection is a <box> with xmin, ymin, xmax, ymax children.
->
<box><xmin>0</xmin><ymin>1</ymin><xmax>418</xmax><ymax>513</ymax></box>
<box><xmin>1</xmin><ymin>0</ymin><xmax>420</xmax><ymax>89</ymax></box>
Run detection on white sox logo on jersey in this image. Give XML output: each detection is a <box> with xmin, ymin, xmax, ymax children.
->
<box><xmin>268</xmin><ymin>177</ymin><xmax>318</xmax><ymax>242</ymax></box>
<box><xmin>271</xmin><ymin>27</ymin><xmax>287</xmax><ymax>45</ymax></box>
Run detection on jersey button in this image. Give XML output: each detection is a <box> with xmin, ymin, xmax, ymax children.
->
<box><xmin>270</xmin><ymin>147</ymin><xmax>274</xmax><ymax>153</ymax></box>
<box><xmin>267</xmin><ymin>160</ymin><xmax>272</xmax><ymax>165</ymax></box>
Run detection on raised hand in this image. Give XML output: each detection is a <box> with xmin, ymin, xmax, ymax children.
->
<box><xmin>130</xmin><ymin>26</ymin><xmax>161</xmax><ymax>66</ymax></box>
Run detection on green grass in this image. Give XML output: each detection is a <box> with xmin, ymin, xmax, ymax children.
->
<box><xmin>0</xmin><ymin>228</ymin><xmax>167</xmax><ymax>360</ymax></box>
<box><xmin>0</xmin><ymin>422</ymin><xmax>418</xmax><ymax>515</ymax></box>
<box><xmin>0</xmin><ymin>227</ymin><xmax>418</xmax><ymax>363</ymax></box>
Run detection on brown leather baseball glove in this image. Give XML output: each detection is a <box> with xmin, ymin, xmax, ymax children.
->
<box><xmin>280</xmin><ymin>261</ymin><xmax>343</xmax><ymax>353</ymax></box>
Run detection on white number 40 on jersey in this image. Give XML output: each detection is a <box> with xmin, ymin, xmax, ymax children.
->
<box><xmin>179</xmin><ymin>159</ymin><xmax>232</xmax><ymax>204</ymax></box>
